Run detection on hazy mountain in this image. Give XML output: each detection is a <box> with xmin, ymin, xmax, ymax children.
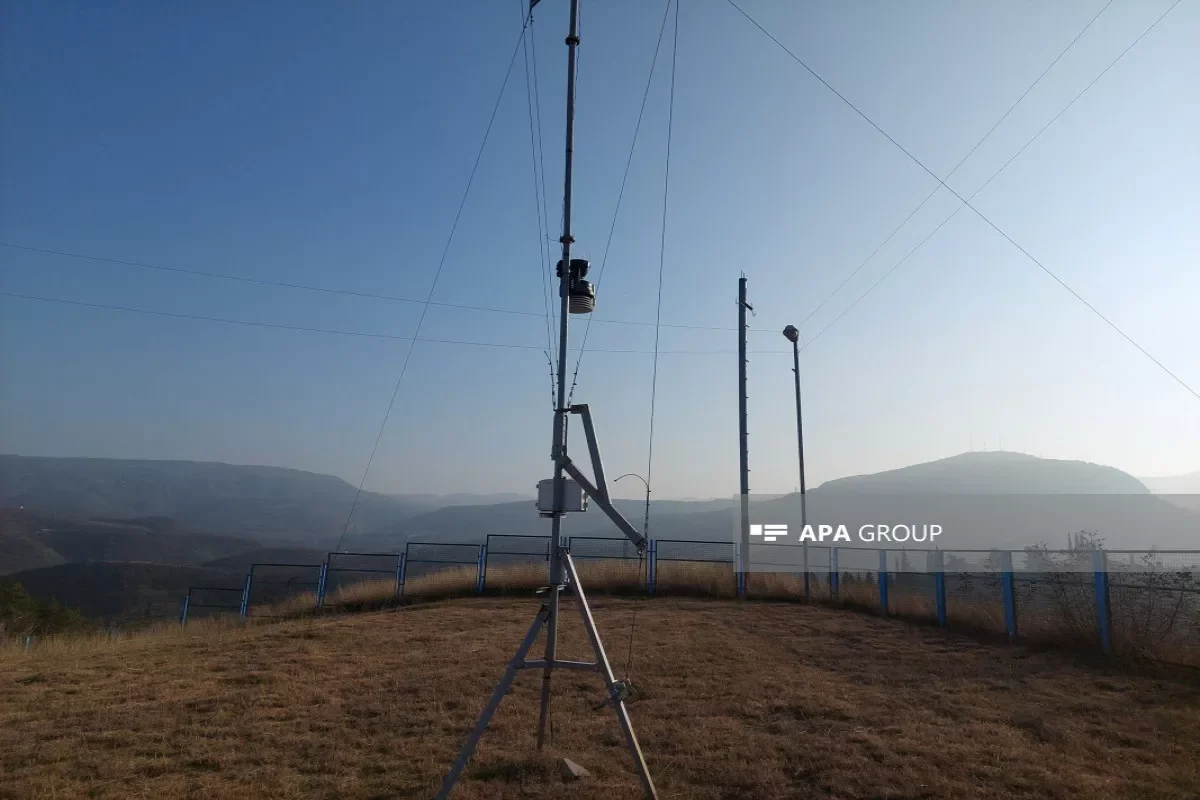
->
<box><xmin>741</xmin><ymin>453</ymin><xmax>1196</xmax><ymax>551</ymax></box>
<box><xmin>816</xmin><ymin>451</ymin><xmax>1150</xmax><ymax>494</ymax></box>
<box><xmin>1140</xmin><ymin>471</ymin><xmax>1200</xmax><ymax>494</ymax></box>
<box><xmin>1139</xmin><ymin>471</ymin><xmax>1200</xmax><ymax>515</ymax></box>
<box><xmin>0</xmin><ymin>455</ymin><xmax>423</xmax><ymax>546</ymax></box>
<box><xmin>0</xmin><ymin>509</ymin><xmax>258</xmax><ymax>575</ymax></box>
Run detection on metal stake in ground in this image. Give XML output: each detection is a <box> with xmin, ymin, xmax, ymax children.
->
<box><xmin>436</xmin><ymin>1</ymin><xmax>658</xmax><ymax>797</ymax></box>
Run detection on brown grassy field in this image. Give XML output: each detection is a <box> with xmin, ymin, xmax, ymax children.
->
<box><xmin>2</xmin><ymin>594</ymin><xmax>1198</xmax><ymax>799</ymax></box>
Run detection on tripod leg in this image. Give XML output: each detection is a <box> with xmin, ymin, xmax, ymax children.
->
<box><xmin>436</xmin><ymin>608</ymin><xmax>548</xmax><ymax>800</ymax></box>
<box><xmin>535</xmin><ymin>585</ymin><xmax>558</xmax><ymax>748</ymax></box>
<box><xmin>562</xmin><ymin>552</ymin><xmax>659</xmax><ymax>799</ymax></box>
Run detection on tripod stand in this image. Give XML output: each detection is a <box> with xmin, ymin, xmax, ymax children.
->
<box><xmin>434</xmin><ymin>548</ymin><xmax>657</xmax><ymax>798</ymax></box>
<box><xmin>437</xmin><ymin>0</ymin><xmax>658</xmax><ymax>794</ymax></box>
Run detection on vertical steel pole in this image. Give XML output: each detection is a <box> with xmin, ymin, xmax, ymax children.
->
<box><xmin>1000</xmin><ymin>550</ymin><xmax>1017</xmax><ymax>641</ymax></box>
<box><xmin>538</xmin><ymin>0</ymin><xmax>581</xmax><ymax>750</ymax></box>
<box><xmin>239</xmin><ymin>570</ymin><xmax>252</xmax><ymax>621</ymax></box>
<box><xmin>791</xmin><ymin>338</ymin><xmax>810</xmax><ymax>602</ymax></box>
<box><xmin>1092</xmin><ymin>549</ymin><xmax>1112</xmax><ymax>655</ymax></box>
<box><xmin>737</xmin><ymin>277</ymin><xmax>751</xmax><ymax>597</ymax></box>
<box><xmin>934</xmin><ymin>549</ymin><xmax>947</xmax><ymax>626</ymax></box>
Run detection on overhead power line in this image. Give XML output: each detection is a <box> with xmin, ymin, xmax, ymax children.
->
<box><xmin>795</xmin><ymin>0</ymin><xmax>1115</xmax><ymax>330</ymax></box>
<box><xmin>0</xmin><ymin>241</ymin><xmax>768</xmax><ymax>333</ymax></box>
<box><xmin>800</xmin><ymin>0</ymin><xmax>1188</xmax><ymax>362</ymax></box>
<box><xmin>726</xmin><ymin>0</ymin><xmax>1198</xmax><ymax>404</ymax></box>
<box><xmin>0</xmin><ymin>290</ymin><xmax>791</xmax><ymax>356</ymax></box>
<box><xmin>645</xmin><ymin>0</ymin><xmax>680</xmax><ymax>505</ymax></box>
<box><xmin>520</xmin><ymin>6</ymin><xmax>557</xmax><ymax>366</ymax></box>
<box><xmin>334</xmin><ymin>19</ymin><xmax>529</xmax><ymax>552</ymax></box>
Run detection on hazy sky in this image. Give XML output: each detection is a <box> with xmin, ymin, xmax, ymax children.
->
<box><xmin>2</xmin><ymin>0</ymin><xmax>1197</xmax><ymax>499</ymax></box>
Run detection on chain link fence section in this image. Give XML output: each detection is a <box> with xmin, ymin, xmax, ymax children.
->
<box><xmin>244</xmin><ymin>563</ymin><xmax>323</xmax><ymax>618</ymax></box>
<box><xmin>1106</xmin><ymin>551</ymin><xmax>1200</xmax><ymax>664</ymax></box>
<box><xmin>320</xmin><ymin>552</ymin><xmax>403</xmax><ymax>607</ymax></box>
<box><xmin>180</xmin><ymin>586</ymin><xmax>243</xmax><ymax>624</ymax></box>
<box><xmin>652</xmin><ymin>539</ymin><xmax>736</xmax><ymax>596</ymax></box>
<box><xmin>833</xmin><ymin>547</ymin><xmax>882</xmax><ymax>611</ymax></box>
<box><xmin>482</xmin><ymin>535</ymin><xmax>550</xmax><ymax>593</ymax></box>
<box><xmin>745</xmin><ymin>542</ymin><xmax>809</xmax><ymax>599</ymax></box>
<box><xmin>939</xmin><ymin>551</ymin><xmax>1006</xmax><ymax>634</ymax></box>
<box><xmin>403</xmin><ymin>542</ymin><xmax>483</xmax><ymax>597</ymax></box>
<box><xmin>568</xmin><ymin>536</ymin><xmax>645</xmax><ymax>592</ymax></box>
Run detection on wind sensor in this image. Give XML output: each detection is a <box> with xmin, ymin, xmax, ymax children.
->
<box><xmin>436</xmin><ymin>2</ymin><xmax>658</xmax><ymax>797</ymax></box>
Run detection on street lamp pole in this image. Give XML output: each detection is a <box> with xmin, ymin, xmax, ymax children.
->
<box><xmin>782</xmin><ymin>325</ymin><xmax>809</xmax><ymax>601</ymax></box>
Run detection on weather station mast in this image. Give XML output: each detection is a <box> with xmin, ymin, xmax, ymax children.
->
<box><xmin>436</xmin><ymin>0</ymin><xmax>659</xmax><ymax>796</ymax></box>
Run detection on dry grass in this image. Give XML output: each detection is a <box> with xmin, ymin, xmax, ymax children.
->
<box><xmin>1</xmin><ymin>595</ymin><xmax>1198</xmax><ymax>799</ymax></box>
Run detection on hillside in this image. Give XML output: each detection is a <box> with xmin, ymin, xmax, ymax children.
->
<box><xmin>202</xmin><ymin>546</ymin><xmax>327</xmax><ymax>573</ymax></box>
<box><xmin>0</xmin><ymin>509</ymin><xmax>258</xmax><ymax>575</ymax></box>
<box><xmin>0</xmin><ymin>455</ymin><xmax>423</xmax><ymax>546</ymax></box>
<box><xmin>1</xmin><ymin>597</ymin><xmax>1196</xmax><ymax>798</ymax></box>
<box><xmin>8</xmin><ymin>562</ymin><xmax>239</xmax><ymax>624</ymax></box>
<box><xmin>362</xmin><ymin>497</ymin><xmax>736</xmax><ymax>549</ymax></box>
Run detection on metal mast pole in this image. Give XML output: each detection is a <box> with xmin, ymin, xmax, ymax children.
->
<box><xmin>737</xmin><ymin>277</ymin><xmax>751</xmax><ymax>595</ymax></box>
<box><xmin>537</xmin><ymin>0</ymin><xmax>581</xmax><ymax>750</ymax></box>
<box><xmin>790</xmin><ymin>338</ymin><xmax>806</xmax><ymax>526</ymax></box>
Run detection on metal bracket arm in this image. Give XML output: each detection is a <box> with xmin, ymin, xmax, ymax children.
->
<box><xmin>559</xmin><ymin>457</ymin><xmax>647</xmax><ymax>551</ymax></box>
<box><xmin>568</xmin><ymin>403</ymin><xmax>609</xmax><ymax>502</ymax></box>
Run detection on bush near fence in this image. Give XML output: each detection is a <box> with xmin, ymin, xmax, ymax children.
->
<box><xmin>168</xmin><ymin>538</ymin><xmax>1200</xmax><ymax>669</ymax></box>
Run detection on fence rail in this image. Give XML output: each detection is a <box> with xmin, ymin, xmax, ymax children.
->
<box><xmin>175</xmin><ymin>540</ymin><xmax>1200</xmax><ymax>667</ymax></box>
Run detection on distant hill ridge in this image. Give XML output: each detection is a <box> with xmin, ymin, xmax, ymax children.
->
<box><xmin>0</xmin><ymin>454</ymin><xmax>422</xmax><ymax>546</ymax></box>
<box><xmin>817</xmin><ymin>452</ymin><xmax>1150</xmax><ymax>495</ymax></box>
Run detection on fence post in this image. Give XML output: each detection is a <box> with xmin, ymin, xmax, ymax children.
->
<box><xmin>24</xmin><ymin>635</ymin><xmax>34</xmax><ymax>652</ymax></box>
<box><xmin>1092</xmin><ymin>549</ymin><xmax>1112</xmax><ymax>655</ymax></box>
<box><xmin>475</xmin><ymin>544</ymin><xmax>486</xmax><ymax>594</ymax></box>
<box><xmin>1000</xmin><ymin>550</ymin><xmax>1017</xmax><ymax>641</ymax></box>
<box><xmin>179</xmin><ymin>592</ymin><xmax>191</xmax><ymax>626</ymax></box>
<box><xmin>878</xmin><ymin>549</ymin><xmax>889</xmax><ymax>615</ymax></box>
<box><xmin>934</xmin><ymin>549</ymin><xmax>946</xmax><ymax>627</ymax></box>
<box><xmin>830</xmin><ymin>547</ymin><xmax>840</xmax><ymax>604</ymax></box>
<box><xmin>316</xmin><ymin>561</ymin><xmax>328</xmax><ymax>610</ymax></box>
<box><xmin>802</xmin><ymin>541</ymin><xmax>810</xmax><ymax>603</ymax></box>
<box><xmin>397</xmin><ymin>550</ymin><xmax>408</xmax><ymax>598</ymax></box>
<box><xmin>239</xmin><ymin>571</ymin><xmax>253</xmax><ymax>622</ymax></box>
<box><xmin>648</xmin><ymin>539</ymin><xmax>656</xmax><ymax>595</ymax></box>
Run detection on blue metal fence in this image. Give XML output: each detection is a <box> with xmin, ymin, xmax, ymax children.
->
<box><xmin>240</xmin><ymin>562</ymin><xmax>323</xmax><ymax>619</ymax></box>
<box><xmin>179</xmin><ymin>586</ymin><xmax>243</xmax><ymax>625</ymax></box>
<box><xmin>402</xmin><ymin>542</ymin><xmax>484</xmax><ymax>595</ymax></box>
<box><xmin>650</xmin><ymin>539</ymin><xmax>735</xmax><ymax>595</ymax></box>
<box><xmin>177</xmin><ymin>539</ymin><xmax>1199</xmax><ymax>666</ymax></box>
<box><xmin>317</xmin><ymin>552</ymin><xmax>404</xmax><ymax>608</ymax></box>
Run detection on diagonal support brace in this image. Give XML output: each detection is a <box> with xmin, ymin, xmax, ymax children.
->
<box><xmin>559</xmin><ymin>457</ymin><xmax>646</xmax><ymax>550</ymax></box>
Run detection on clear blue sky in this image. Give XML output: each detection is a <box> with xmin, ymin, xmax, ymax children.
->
<box><xmin>2</xmin><ymin>0</ymin><xmax>1197</xmax><ymax>498</ymax></box>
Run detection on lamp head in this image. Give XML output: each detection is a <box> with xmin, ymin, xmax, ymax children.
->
<box><xmin>782</xmin><ymin>325</ymin><xmax>800</xmax><ymax>344</ymax></box>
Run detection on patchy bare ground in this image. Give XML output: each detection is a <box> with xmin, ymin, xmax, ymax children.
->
<box><xmin>1</xmin><ymin>596</ymin><xmax>1198</xmax><ymax>799</ymax></box>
